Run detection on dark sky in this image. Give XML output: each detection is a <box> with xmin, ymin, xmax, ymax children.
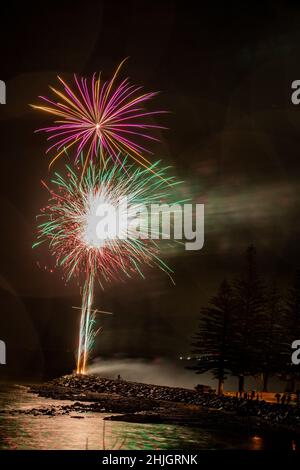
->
<box><xmin>1</xmin><ymin>1</ymin><xmax>300</xmax><ymax>378</ymax></box>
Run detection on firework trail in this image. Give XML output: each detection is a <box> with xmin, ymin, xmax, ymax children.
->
<box><xmin>33</xmin><ymin>156</ymin><xmax>181</xmax><ymax>373</ymax></box>
<box><xmin>31</xmin><ymin>59</ymin><xmax>166</xmax><ymax>175</ymax></box>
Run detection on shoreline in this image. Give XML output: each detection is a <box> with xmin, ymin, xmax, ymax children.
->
<box><xmin>22</xmin><ymin>374</ymin><xmax>300</xmax><ymax>438</ymax></box>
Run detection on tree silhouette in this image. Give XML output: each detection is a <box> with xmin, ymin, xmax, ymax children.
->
<box><xmin>227</xmin><ymin>246</ymin><xmax>266</xmax><ymax>392</ymax></box>
<box><xmin>282</xmin><ymin>270</ymin><xmax>300</xmax><ymax>392</ymax></box>
<box><xmin>188</xmin><ymin>247</ymin><xmax>300</xmax><ymax>394</ymax></box>
<box><xmin>258</xmin><ymin>282</ymin><xmax>285</xmax><ymax>391</ymax></box>
<box><xmin>189</xmin><ymin>280</ymin><xmax>236</xmax><ymax>395</ymax></box>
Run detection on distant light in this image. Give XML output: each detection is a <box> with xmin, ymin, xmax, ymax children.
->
<box><xmin>179</xmin><ymin>356</ymin><xmax>183</xmax><ymax>360</ymax></box>
<box><xmin>187</xmin><ymin>356</ymin><xmax>191</xmax><ymax>360</ymax></box>
<box><xmin>251</xmin><ymin>435</ymin><xmax>263</xmax><ymax>450</ymax></box>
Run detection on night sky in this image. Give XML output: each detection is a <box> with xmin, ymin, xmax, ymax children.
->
<box><xmin>1</xmin><ymin>2</ymin><xmax>300</xmax><ymax>379</ymax></box>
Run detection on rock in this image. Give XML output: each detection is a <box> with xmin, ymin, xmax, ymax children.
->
<box><xmin>28</xmin><ymin>374</ymin><xmax>300</xmax><ymax>430</ymax></box>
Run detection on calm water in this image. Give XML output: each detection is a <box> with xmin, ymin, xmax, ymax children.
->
<box><xmin>0</xmin><ymin>384</ymin><xmax>297</xmax><ymax>450</ymax></box>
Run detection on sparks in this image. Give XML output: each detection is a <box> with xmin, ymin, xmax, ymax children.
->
<box><xmin>33</xmin><ymin>156</ymin><xmax>181</xmax><ymax>373</ymax></box>
<box><xmin>31</xmin><ymin>59</ymin><xmax>167</xmax><ymax>172</ymax></box>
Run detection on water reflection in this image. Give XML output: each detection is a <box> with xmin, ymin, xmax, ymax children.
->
<box><xmin>0</xmin><ymin>384</ymin><xmax>298</xmax><ymax>450</ymax></box>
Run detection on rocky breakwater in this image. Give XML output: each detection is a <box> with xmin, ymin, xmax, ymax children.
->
<box><xmin>31</xmin><ymin>374</ymin><xmax>210</xmax><ymax>404</ymax></box>
<box><xmin>28</xmin><ymin>375</ymin><xmax>300</xmax><ymax>433</ymax></box>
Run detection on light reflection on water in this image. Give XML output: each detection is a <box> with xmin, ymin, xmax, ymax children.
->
<box><xmin>0</xmin><ymin>384</ymin><xmax>296</xmax><ymax>450</ymax></box>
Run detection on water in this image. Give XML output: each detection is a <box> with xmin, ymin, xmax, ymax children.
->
<box><xmin>0</xmin><ymin>383</ymin><xmax>296</xmax><ymax>450</ymax></box>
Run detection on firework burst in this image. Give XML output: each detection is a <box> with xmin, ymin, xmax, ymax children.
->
<box><xmin>33</xmin><ymin>156</ymin><xmax>181</xmax><ymax>373</ymax></box>
<box><xmin>31</xmin><ymin>59</ymin><xmax>166</xmax><ymax>174</ymax></box>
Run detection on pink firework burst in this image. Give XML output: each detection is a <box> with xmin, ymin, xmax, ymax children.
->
<box><xmin>32</xmin><ymin>59</ymin><xmax>167</xmax><ymax>173</ymax></box>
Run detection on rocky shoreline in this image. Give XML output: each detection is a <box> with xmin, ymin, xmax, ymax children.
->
<box><xmin>21</xmin><ymin>374</ymin><xmax>300</xmax><ymax>436</ymax></box>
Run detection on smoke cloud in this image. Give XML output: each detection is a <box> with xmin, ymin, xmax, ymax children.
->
<box><xmin>87</xmin><ymin>357</ymin><xmax>214</xmax><ymax>389</ymax></box>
